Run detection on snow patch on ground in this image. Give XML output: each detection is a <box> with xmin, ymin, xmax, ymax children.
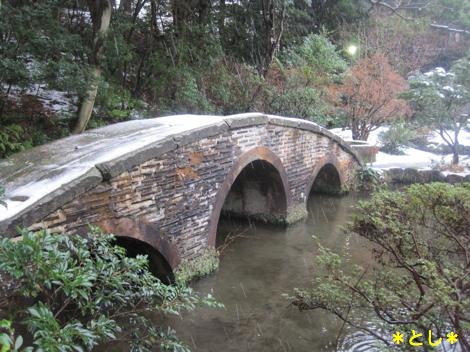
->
<box><xmin>329</xmin><ymin>127</ymin><xmax>470</xmax><ymax>175</ymax></box>
<box><xmin>5</xmin><ymin>84</ymin><xmax>75</xmax><ymax>115</ymax></box>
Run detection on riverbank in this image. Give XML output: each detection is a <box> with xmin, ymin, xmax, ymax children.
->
<box><xmin>330</xmin><ymin>126</ymin><xmax>470</xmax><ymax>184</ymax></box>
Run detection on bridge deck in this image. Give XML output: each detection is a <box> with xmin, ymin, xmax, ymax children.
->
<box><xmin>0</xmin><ymin>113</ymin><xmax>355</xmax><ymax>229</ymax></box>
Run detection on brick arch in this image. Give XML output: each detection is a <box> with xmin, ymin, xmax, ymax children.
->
<box><xmin>304</xmin><ymin>154</ymin><xmax>345</xmax><ymax>198</ymax></box>
<box><xmin>96</xmin><ymin>217</ymin><xmax>181</xmax><ymax>269</ymax></box>
<box><xmin>207</xmin><ymin>146</ymin><xmax>291</xmax><ymax>248</ymax></box>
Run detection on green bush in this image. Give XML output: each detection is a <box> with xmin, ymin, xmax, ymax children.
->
<box><xmin>378</xmin><ymin>121</ymin><xmax>416</xmax><ymax>154</ymax></box>
<box><xmin>203</xmin><ymin>59</ymin><xmax>264</xmax><ymax>114</ymax></box>
<box><xmin>282</xmin><ymin>33</ymin><xmax>347</xmax><ymax>85</ymax></box>
<box><xmin>261</xmin><ymin>33</ymin><xmax>347</xmax><ymax>124</ymax></box>
<box><xmin>355</xmin><ymin>165</ymin><xmax>381</xmax><ymax>191</ymax></box>
<box><xmin>289</xmin><ymin>183</ymin><xmax>470</xmax><ymax>350</ymax></box>
<box><xmin>266</xmin><ymin>86</ymin><xmax>330</xmax><ymax>122</ymax></box>
<box><xmin>0</xmin><ymin>125</ymin><xmax>30</xmax><ymax>158</ymax></box>
<box><xmin>95</xmin><ymin>82</ymin><xmax>146</xmax><ymax>123</ymax></box>
<box><xmin>0</xmin><ymin>227</ymin><xmax>220</xmax><ymax>351</ymax></box>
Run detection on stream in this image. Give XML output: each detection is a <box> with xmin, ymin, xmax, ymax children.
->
<box><xmin>168</xmin><ymin>193</ymin><xmax>375</xmax><ymax>352</ymax></box>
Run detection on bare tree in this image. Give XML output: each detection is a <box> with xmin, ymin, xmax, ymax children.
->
<box><xmin>368</xmin><ymin>0</ymin><xmax>470</xmax><ymax>35</ymax></box>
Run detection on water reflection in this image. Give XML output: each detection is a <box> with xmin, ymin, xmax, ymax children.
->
<box><xmin>167</xmin><ymin>193</ymin><xmax>373</xmax><ymax>352</ymax></box>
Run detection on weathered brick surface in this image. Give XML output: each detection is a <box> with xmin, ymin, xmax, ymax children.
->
<box><xmin>27</xmin><ymin>122</ymin><xmax>359</xmax><ymax>266</ymax></box>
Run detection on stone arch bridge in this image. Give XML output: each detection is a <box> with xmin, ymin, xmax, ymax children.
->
<box><xmin>0</xmin><ymin>113</ymin><xmax>360</xmax><ymax>274</ymax></box>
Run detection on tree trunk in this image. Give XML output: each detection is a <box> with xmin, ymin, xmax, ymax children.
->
<box><xmin>198</xmin><ymin>0</ymin><xmax>211</xmax><ymax>25</ymax></box>
<box><xmin>260</xmin><ymin>0</ymin><xmax>286</xmax><ymax>76</ymax></box>
<box><xmin>72</xmin><ymin>0</ymin><xmax>112</xmax><ymax>134</ymax></box>
<box><xmin>118</xmin><ymin>0</ymin><xmax>132</xmax><ymax>15</ymax></box>
<box><xmin>73</xmin><ymin>67</ymin><xmax>101</xmax><ymax>134</ymax></box>
<box><xmin>351</xmin><ymin>120</ymin><xmax>360</xmax><ymax>140</ymax></box>
<box><xmin>172</xmin><ymin>0</ymin><xmax>191</xmax><ymax>35</ymax></box>
<box><xmin>218</xmin><ymin>0</ymin><xmax>226</xmax><ymax>44</ymax></box>
<box><xmin>150</xmin><ymin>0</ymin><xmax>159</xmax><ymax>36</ymax></box>
<box><xmin>360</xmin><ymin>130</ymin><xmax>370</xmax><ymax>141</ymax></box>
<box><xmin>451</xmin><ymin>146</ymin><xmax>459</xmax><ymax>165</ymax></box>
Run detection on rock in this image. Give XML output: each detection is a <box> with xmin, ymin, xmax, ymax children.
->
<box><xmin>418</xmin><ymin>170</ymin><xmax>446</xmax><ymax>183</ymax></box>
<box><xmin>383</xmin><ymin>168</ymin><xmax>405</xmax><ymax>183</ymax></box>
<box><xmin>382</xmin><ymin>168</ymin><xmax>450</xmax><ymax>185</ymax></box>
<box><xmin>402</xmin><ymin>168</ymin><xmax>421</xmax><ymax>184</ymax></box>
<box><xmin>445</xmin><ymin>174</ymin><xmax>465</xmax><ymax>184</ymax></box>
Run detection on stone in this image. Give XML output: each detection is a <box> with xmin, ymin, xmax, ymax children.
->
<box><xmin>418</xmin><ymin>170</ymin><xmax>446</xmax><ymax>183</ymax></box>
<box><xmin>402</xmin><ymin>168</ymin><xmax>421</xmax><ymax>184</ymax></box>
<box><xmin>383</xmin><ymin>168</ymin><xmax>405</xmax><ymax>183</ymax></box>
<box><xmin>445</xmin><ymin>173</ymin><xmax>465</xmax><ymax>184</ymax></box>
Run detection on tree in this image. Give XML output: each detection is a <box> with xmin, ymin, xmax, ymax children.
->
<box><xmin>0</xmin><ymin>1</ymin><xmax>90</xmax><ymax>121</ymax></box>
<box><xmin>73</xmin><ymin>0</ymin><xmax>112</xmax><ymax>134</ymax></box>
<box><xmin>367</xmin><ymin>0</ymin><xmax>470</xmax><ymax>29</ymax></box>
<box><xmin>289</xmin><ymin>183</ymin><xmax>470</xmax><ymax>351</ymax></box>
<box><xmin>310</xmin><ymin>0</ymin><xmax>370</xmax><ymax>32</ymax></box>
<box><xmin>264</xmin><ymin>33</ymin><xmax>347</xmax><ymax>123</ymax></box>
<box><xmin>339</xmin><ymin>15</ymin><xmax>461</xmax><ymax>76</ymax></box>
<box><xmin>337</xmin><ymin>0</ymin><xmax>470</xmax><ymax>76</ymax></box>
<box><xmin>331</xmin><ymin>53</ymin><xmax>410</xmax><ymax>140</ymax></box>
<box><xmin>403</xmin><ymin>56</ymin><xmax>470</xmax><ymax>165</ymax></box>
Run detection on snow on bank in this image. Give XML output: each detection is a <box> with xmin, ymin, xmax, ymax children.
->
<box><xmin>329</xmin><ymin>127</ymin><xmax>470</xmax><ymax>175</ymax></box>
<box><xmin>5</xmin><ymin>84</ymin><xmax>75</xmax><ymax>116</ymax></box>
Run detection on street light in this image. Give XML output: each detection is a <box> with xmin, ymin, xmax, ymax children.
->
<box><xmin>346</xmin><ymin>44</ymin><xmax>358</xmax><ymax>56</ymax></box>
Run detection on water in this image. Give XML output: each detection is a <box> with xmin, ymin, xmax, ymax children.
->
<box><xmin>168</xmin><ymin>193</ymin><xmax>374</xmax><ymax>352</ymax></box>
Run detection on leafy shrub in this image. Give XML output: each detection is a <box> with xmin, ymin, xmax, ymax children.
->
<box><xmin>174</xmin><ymin>70</ymin><xmax>215</xmax><ymax>114</ymax></box>
<box><xmin>355</xmin><ymin>165</ymin><xmax>381</xmax><ymax>191</ymax></box>
<box><xmin>95</xmin><ymin>82</ymin><xmax>146</xmax><ymax>122</ymax></box>
<box><xmin>0</xmin><ymin>227</ymin><xmax>220</xmax><ymax>351</ymax></box>
<box><xmin>0</xmin><ymin>125</ymin><xmax>30</xmax><ymax>158</ymax></box>
<box><xmin>378</xmin><ymin>121</ymin><xmax>415</xmax><ymax>154</ymax></box>
<box><xmin>266</xmin><ymin>86</ymin><xmax>330</xmax><ymax>123</ymax></box>
<box><xmin>282</xmin><ymin>33</ymin><xmax>347</xmax><ymax>85</ymax></box>
<box><xmin>290</xmin><ymin>183</ymin><xmax>470</xmax><ymax>350</ymax></box>
<box><xmin>0</xmin><ymin>319</ymin><xmax>19</xmax><ymax>352</ymax></box>
<box><xmin>203</xmin><ymin>58</ymin><xmax>264</xmax><ymax>114</ymax></box>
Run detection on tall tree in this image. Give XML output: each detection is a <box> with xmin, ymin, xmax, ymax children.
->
<box><xmin>72</xmin><ymin>0</ymin><xmax>112</xmax><ymax>134</ymax></box>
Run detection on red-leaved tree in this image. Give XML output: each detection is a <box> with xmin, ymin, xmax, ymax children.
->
<box><xmin>332</xmin><ymin>53</ymin><xmax>411</xmax><ymax>140</ymax></box>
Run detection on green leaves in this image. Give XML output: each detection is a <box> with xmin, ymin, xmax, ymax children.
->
<box><xmin>0</xmin><ymin>186</ymin><xmax>6</xmax><ymax>209</ymax></box>
<box><xmin>378</xmin><ymin>120</ymin><xmax>416</xmax><ymax>155</ymax></box>
<box><xmin>0</xmin><ymin>125</ymin><xmax>29</xmax><ymax>158</ymax></box>
<box><xmin>290</xmin><ymin>183</ymin><xmax>470</xmax><ymax>350</ymax></box>
<box><xmin>0</xmin><ymin>319</ymin><xmax>23</xmax><ymax>352</ymax></box>
<box><xmin>282</xmin><ymin>33</ymin><xmax>347</xmax><ymax>85</ymax></box>
<box><xmin>0</xmin><ymin>227</ymin><xmax>218</xmax><ymax>351</ymax></box>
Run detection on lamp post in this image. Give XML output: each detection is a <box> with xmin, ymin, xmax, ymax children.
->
<box><xmin>346</xmin><ymin>44</ymin><xmax>358</xmax><ymax>56</ymax></box>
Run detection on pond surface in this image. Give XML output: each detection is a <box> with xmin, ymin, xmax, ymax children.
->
<box><xmin>168</xmin><ymin>193</ymin><xmax>374</xmax><ymax>352</ymax></box>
